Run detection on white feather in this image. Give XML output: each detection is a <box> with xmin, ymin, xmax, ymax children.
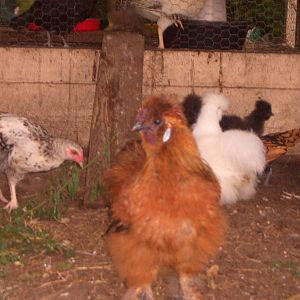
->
<box><xmin>193</xmin><ymin>92</ymin><xmax>266</xmax><ymax>205</ymax></box>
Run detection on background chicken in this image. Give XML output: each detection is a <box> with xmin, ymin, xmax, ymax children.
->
<box><xmin>261</xmin><ymin>128</ymin><xmax>300</xmax><ymax>185</ymax></box>
<box><xmin>220</xmin><ymin>99</ymin><xmax>273</xmax><ymax>136</ymax></box>
<box><xmin>262</xmin><ymin>128</ymin><xmax>300</xmax><ymax>164</ymax></box>
<box><xmin>192</xmin><ymin>92</ymin><xmax>266</xmax><ymax>205</ymax></box>
<box><xmin>112</xmin><ymin>0</ymin><xmax>207</xmax><ymax>48</ymax></box>
<box><xmin>0</xmin><ymin>113</ymin><xmax>83</xmax><ymax>211</ymax></box>
<box><xmin>182</xmin><ymin>93</ymin><xmax>273</xmax><ymax>136</ymax></box>
<box><xmin>105</xmin><ymin>95</ymin><xmax>226</xmax><ymax>299</ymax></box>
<box><xmin>10</xmin><ymin>0</ymin><xmax>97</xmax><ymax>46</ymax></box>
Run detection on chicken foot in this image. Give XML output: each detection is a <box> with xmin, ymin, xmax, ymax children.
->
<box><xmin>3</xmin><ymin>178</ymin><xmax>19</xmax><ymax>211</ymax></box>
<box><xmin>169</xmin><ymin>14</ymin><xmax>184</xmax><ymax>30</ymax></box>
<box><xmin>179</xmin><ymin>274</ymin><xmax>203</xmax><ymax>300</ymax></box>
<box><xmin>122</xmin><ymin>285</ymin><xmax>154</xmax><ymax>300</ymax></box>
<box><xmin>157</xmin><ymin>14</ymin><xmax>184</xmax><ymax>48</ymax></box>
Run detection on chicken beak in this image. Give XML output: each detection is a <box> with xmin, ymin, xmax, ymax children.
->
<box><xmin>77</xmin><ymin>161</ymin><xmax>84</xmax><ymax>169</ymax></box>
<box><xmin>132</xmin><ymin>122</ymin><xmax>144</xmax><ymax>132</ymax></box>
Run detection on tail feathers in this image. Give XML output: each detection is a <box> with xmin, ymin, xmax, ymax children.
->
<box><xmin>262</xmin><ymin>128</ymin><xmax>300</xmax><ymax>163</ymax></box>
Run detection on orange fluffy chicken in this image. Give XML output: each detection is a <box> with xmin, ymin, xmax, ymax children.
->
<box><xmin>105</xmin><ymin>95</ymin><xmax>226</xmax><ymax>300</ymax></box>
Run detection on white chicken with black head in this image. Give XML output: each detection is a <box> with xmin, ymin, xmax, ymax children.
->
<box><xmin>192</xmin><ymin>92</ymin><xmax>266</xmax><ymax>205</ymax></box>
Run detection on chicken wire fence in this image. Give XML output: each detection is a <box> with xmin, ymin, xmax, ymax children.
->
<box><xmin>0</xmin><ymin>0</ymin><xmax>299</xmax><ymax>51</ymax></box>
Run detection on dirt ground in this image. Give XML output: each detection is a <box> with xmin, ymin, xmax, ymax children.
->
<box><xmin>0</xmin><ymin>155</ymin><xmax>300</xmax><ymax>300</ymax></box>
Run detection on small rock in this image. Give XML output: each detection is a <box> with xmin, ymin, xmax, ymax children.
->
<box><xmin>61</xmin><ymin>218</ymin><xmax>70</xmax><ymax>224</ymax></box>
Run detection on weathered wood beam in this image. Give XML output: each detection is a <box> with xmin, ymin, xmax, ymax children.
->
<box><xmin>83</xmin><ymin>31</ymin><xmax>144</xmax><ymax>206</ymax></box>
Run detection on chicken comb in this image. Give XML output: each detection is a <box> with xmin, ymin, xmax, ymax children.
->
<box><xmin>262</xmin><ymin>128</ymin><xmax>300</xmax><ymax>163</ymax></box>
<box><xmin>135</xmin><ymin>107</ymin><xmax>148</xmax><ymax>124</ymax></box>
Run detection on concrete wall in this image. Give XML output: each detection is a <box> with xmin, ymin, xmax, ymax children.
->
<box><xmin>143</xmin><ymin>50</ymin><xmax>300</xmax><ymax>135</ymax></box>
<box><xmin>0</xmin><ymin>47</ymin><xmax>98</xmax><ymax>148</ymax></box>
<box><xmin>0</xmin><ymin>47</ymin><xmax>299</xmax><ymax>151</ymax></box>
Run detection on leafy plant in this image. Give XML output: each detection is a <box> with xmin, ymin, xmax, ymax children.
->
<box><xmin>272</xmin><ymin>260</ymin><xmax>300</xmax><ymax>277</ymax></box>
<box><xmin>25</xmin><ymin>164</ymin><xmax>82</xmax><ymax>221</ymax></box>
<box><xmin>0</xmin><ymin>209</ymin><xmax>74</xmax><ymax>268</ymax></box>
<box><xmin>227</xmin><ymin>0</ymin><xmax>286</xmax><ymax>41</ymax></box>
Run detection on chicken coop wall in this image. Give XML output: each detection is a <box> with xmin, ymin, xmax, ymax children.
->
<box><xmin>0</xmin><ymin>47</ymin><xmax>299</xmax><ymax>152</ymax></box>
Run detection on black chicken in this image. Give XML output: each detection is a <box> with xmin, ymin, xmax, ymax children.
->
<box><xmin>220</xmin><ymin>99</ymin><xmax>274</xmax><ymax>136</ymax></box>
<box><xmin>10</xmin><ymin>0</ymin><xmax>97</xmax><ymax>46</ymax></box>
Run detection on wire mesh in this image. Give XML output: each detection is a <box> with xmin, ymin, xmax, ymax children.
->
<box><xmin>0</xmin><ymin>0</ymin><xmax>298</xmax><ymax>51</ymax></box>
<box><xmin>0</xmin><ymin>0</ymin><xmax>107</xmax><ymax>47</ymax></box>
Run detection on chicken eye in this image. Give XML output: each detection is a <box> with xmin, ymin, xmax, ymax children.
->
<box><xmin>70</xmin><ymin>150</ymin><xmax>78</xmax><ymax>156</ymax></box>
<box><xmin>154</xmin><ymin>119</ymin><xmax>161</xmax><ymax>125</ymax></box>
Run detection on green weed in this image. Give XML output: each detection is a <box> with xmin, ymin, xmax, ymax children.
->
<box><xmin>227</xmin><ymin>0</ymin><xmax>286</xmax><ymax>41</ymax></box>
<box><xmin>272</xmin><ymin>260</ymin><xmax>300</xmax><ymax>278</ymax></box>
<box><xmin>56</xmin><ymin>262</ymin><xmax>74</xmax><ymax>272</ymax></box>
<box><xmin>25</xmin><ymin>164</ymin><xmax>82</xmax><ymax>221</ymax></box>
<box><xmin>0</xmin><ymin>209</ymin><xmax>75</xmax><ymax>269</ymax></box>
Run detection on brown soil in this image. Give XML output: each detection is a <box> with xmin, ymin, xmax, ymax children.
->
<box><xmin>1</xmin><ymin>155</ymin><xmax>300</xmax><ymax>300</ymax></box>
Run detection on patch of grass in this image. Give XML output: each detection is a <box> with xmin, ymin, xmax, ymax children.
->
<box><xmin>89</xmin><ymin>176</ymin><xmax>104</xmax><ymax>203</ymax></box>
<box><xmin>56</xmin><ymin>262</ymin><xmax>74</xmax><ymax>272</ymax></box>
<box><xmin>25</xmin><ymin>164</ymin><xmax>82</xmax><ymax>221</ymax></box>
<box><xmin>0</xmin><ymin>265</ymin><xmax>9</xmax><ymax>277</ymax></box>
<box><xmin>272</xmin><ymin>260</ymin><xmax>300</xmax><ymax>277</ymax></box>
<box><xmin>0</xmin><ymin>209</ymin><xmax>75</xmax><ymax>268</ymax></box>
<box><xmin>82</xmin><ymin>146</ymin><xmax>108</xmax><ymax>204</ymax></box>
<box><xmin>0</xmin><ymin>151</ymin><xmax>104</xmax><ymax>268</ymax></box>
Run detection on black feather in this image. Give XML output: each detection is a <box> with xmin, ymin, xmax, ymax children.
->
<box><xmin>219</xmin><ymin>114</ymin><xmax>247</xmax><ymax>131</ymax></box>
<box><xmin>221</xmin><ymin>99</ymin><xmax>273</xmax><ymax>136</ymax></box>
<box><xmin>182</xmin><ymin>93</ymin><xmax>202</xmax><ymax>127</ymax></box>
<box><xmin>243</xmin><ymin>99</ymin><xmax>273</xmax><ymax>136</ymax></box>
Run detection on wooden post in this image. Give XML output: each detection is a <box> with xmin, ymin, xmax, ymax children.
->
<box><xmin>296</xmin><ymin>0</ymin><xmax>300</xmax><ymax>48</ymax></box>
<box><xmin>83</xmin><ymin>31</ymin><xmax>144</xmax><ymax>207</ymax></box>
<box><xmin>285</xmin><ymin>0</ymin><xmax>298</xmax><ymax>47</ymax></box>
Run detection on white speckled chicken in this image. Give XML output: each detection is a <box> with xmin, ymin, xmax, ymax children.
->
<box><xmin>0</xmin><ymin>113</ymin><xmax>83</xmax><ymax>211</ymax></box>
<box><xmin>116</xmin><ymin>0</ymin><xmax>206</xmax><ymax>48</ymax></box>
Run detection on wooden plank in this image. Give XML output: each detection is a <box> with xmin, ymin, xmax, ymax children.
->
<box><xmin>83</xmin><ymin>31</ymin><xmax>144</xmax><ymax>207</ymax></box>
<box><xmin>296</xmin><ymin>0</ymin><xmax>300</xmax><ymax>48</ymax></box>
